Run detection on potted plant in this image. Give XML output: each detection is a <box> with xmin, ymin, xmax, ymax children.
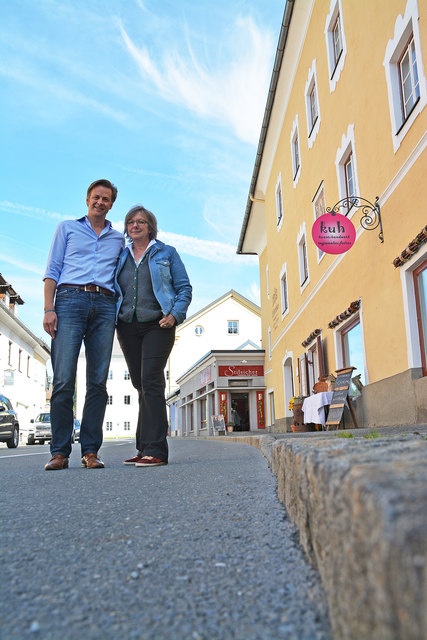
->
<box><xmin>226</xmin><ymin>422</ymin><xmax>234</xmax><ymax>433</ymax></box>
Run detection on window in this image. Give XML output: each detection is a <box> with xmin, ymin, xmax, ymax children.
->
<box><xmin>124</xmin><ymin>421</ymin><xmax>130</xmax><ymax>430</ymax></box>
<box><xmin>200</xmin><ymin>398</ymin><xmax>207</xmax><ymax>429</ymax></box>
<box><xmin>307</xmin><ymin>336</ymin><xmax>325</xmax><ymax>393</ymax></box>
<box><xmin>124</xmin><ymin>370</ymin><xmax>130</xmax><ymax>380</ymax></box>
<box><xmin>313</xmin><ymin>183</ymin><xmax>326</xmax><ymax>261</ymax></box>
<box><xmin>27</xmin><ymin>355</ymin><xmax>30</xmax><ymax>378</ymax></box>
<box><xmin>332</xmin><ymin>15</ymin><xmax>343</xmax><ymax>68</ymax></box>
<box><xmin>305</xmin><ymin>60</ymin><xmax>321</xmax><ymax>147</ymax></box>
<box><xmin>18</xmin><ymin>349</ymin><xmax>22</xmax><ymax>372</ymax></box>
<box><xmin>107</xmin><ymin>370</ymin><xmax>113</xmax><ymax>380</ymax></box>
<box><xmin>195</xmin><ymin>325</ymin><xmax>204</xmax><ymax>336</ymax></box>
<box><xmin>106</xmin><ymin>421</ymin><xmax>113</xmax><ymax>431</ymax></box>
<box><xmin>344</xmin><ymin>153</ymin><xmax>355</xmax><ymax>200</ymax></box>
<box><xmin>383</xmin><ymin>0</ymin><xmax>426</xmax><ymax>151</ymax></box>
<box><xmin>340</xmin><ymin>317</ymin><xmax>366</xmax><ymax>394</ymax></box>
<box><xmin>275</xmin><ymin>174</ymin><xmax>284</xmax><ymax>228</ymax></box>
<box><xmin>8</xmin><ymin>341</ymin><xmax>12</xmax><ymax>366</ymax></box>
<box><xmin>413</xmin><ymin>259</ymin><xmax>427</xmax><ymax>376</ymax></box>
<box><xmin>399</xmin><ymin>36</ymin><xmax>420</xmax><ymax>120</ymax></box>
<box><xmin>290</xmin><ymin>115</ymin><xmax>301</xmax><ymax>186</ymax></box>
<box><xmin>325</xmin><ymin>0</ymin><xmax>347</xmax><ymax>92</ymax></box>
<box><xmin>335</xmin><ymin>124</ymin><xmax>360</xmax><ymax>214</ymax></box>
<box><xmin>124</xmin><ymin>395</ymin><xmax>131</xmax><ymax>405</ymax></box>
<box><xmin>107</xmin><ymin>396</ymin><xmax>113</xmax><ymax>405</ymax></box>
<box><xmin>297</xmin><ymin>224</ymin><xmax>310</xmax><ymax>290</ymax></box>
<box><xmin>298</xmin><ymin>354</ymin><xmax>309</xmax><ymax>396</ymax></box>
<box><xmin>227</xmin><ymin>321</ymin><xmax>238</xmax><ymax>335</ymax></box>
<box><xmin>268</xmin><ymin>390</ymin><xmax>275</xmax><ymax>427</ymax></box>
<box><xmin>280</xmin><ymin>263</ymin><xmax>289</xmax><ymax>316</ymax></box>
<box><xmin>309</xmin><ymin>86</ymin><xmax>318</xmax><ymax>134</ymax></box>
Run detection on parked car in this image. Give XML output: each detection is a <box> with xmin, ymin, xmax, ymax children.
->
<box><xmin>27</xmin><ymin>413</ymin><xmax>78</xmax><ymax>445</ymax></box>
<box><xmin>73</xmin><ymin>419</ymin><xmax>81</xmax><ymax>442</ymax></box>
<box><xmin>0</xmin><ymin>394</ymin><xmax>19</xmax><ymax>448</ymax></box>
<box><xmin>27</xmin><ymin>412</ymin><xmax>51</xmax><ymax>445</ymax></box>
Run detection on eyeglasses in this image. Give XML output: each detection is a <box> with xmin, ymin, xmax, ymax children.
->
<box><xmin>128</xmin><ymin>219</ymin><xmax>148</xmax><ymax>227</ymax></box>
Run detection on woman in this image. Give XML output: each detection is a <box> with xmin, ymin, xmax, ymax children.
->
<box><xmin>115</xmin><ymin>205</ymin><xmax>192</xmax><ymax>467</ymax></box>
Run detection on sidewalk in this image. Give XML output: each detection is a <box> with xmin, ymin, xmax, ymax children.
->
<box><xmin>201</xmin><ymin>424</ymin><xmax>427</xmax><ymax>640</ymax></box>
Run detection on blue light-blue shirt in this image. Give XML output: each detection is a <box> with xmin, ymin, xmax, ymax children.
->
<box><xmin>44</xmin><ymin>216</ymin><xmax>125</xmax><ymax>292</ymax></box>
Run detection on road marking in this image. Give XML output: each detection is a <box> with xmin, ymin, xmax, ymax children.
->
<box><xmin>0</xmin><ymin>440</ymin><xmax>134</xmax><ymax>459</ymax></box>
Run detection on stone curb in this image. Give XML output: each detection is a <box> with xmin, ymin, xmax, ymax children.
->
<box><xmin>199</xmin><ymin>426</ymin><xmax>427</xmax><ymax>639</ymax></box>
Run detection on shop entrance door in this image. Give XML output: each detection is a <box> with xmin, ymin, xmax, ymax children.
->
<box><xmin>230</xmin><ymin>393</ymin><xmax>249</xmax><ymax>431</ymax></box>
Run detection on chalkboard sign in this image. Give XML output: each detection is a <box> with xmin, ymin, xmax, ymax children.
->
<box><xmin>211</xmin><ymin>415</ymin><xmax>225</xmax><ymax>433</ymax></box>
<box><xmin>326</xmin><ymin>367</ymin><xmax>356</xmax><ymax>430</ymax></box>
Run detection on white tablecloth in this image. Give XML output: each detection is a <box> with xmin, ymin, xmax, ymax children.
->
<box><xmin>302</xmin><ymin>391</ymin><xmax>334</xmax><ymax>428</ymax></box>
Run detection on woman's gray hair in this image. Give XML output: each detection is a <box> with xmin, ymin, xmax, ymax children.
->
<box><xmin>124</xmin><ymin>205</ymin><xmax>158</xmax><ymax>240</ymax></box>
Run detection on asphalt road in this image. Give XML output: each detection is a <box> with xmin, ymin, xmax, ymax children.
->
<box><xmin>0</xmin><ymin>438</ymin><xmax>332</xmax><ymax>640</ymax></box>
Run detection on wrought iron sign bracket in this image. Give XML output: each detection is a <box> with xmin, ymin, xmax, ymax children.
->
<box><xmin>326</xmin><ymin>196</ymin><xmax>384</xmax><ymax>243</ymax></box>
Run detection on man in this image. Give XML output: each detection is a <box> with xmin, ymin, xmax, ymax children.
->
<box><xmin>43</xmin><ymin>179</ymin><xmax>124</xmax><ymax>470</ymax></box>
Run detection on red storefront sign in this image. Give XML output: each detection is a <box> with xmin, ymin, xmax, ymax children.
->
<box><xmin>219</xmin><ymin>391</ymin><xmax>228</xmax><ymax>423</ymax></box>
<box><xmin>257</xmin><ymin>391</ymin><xmax>265</xmax><ymax>429</ymax></box>
<box><xmin>218</xmin><ymin>365</ymin><xmax>264</xmax><ymax>378</ymax></box>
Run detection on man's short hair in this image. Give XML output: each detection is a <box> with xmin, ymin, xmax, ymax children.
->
<box><xmin>87</xmin><ymin>179</ymin><xmax>118</xmax><ymax>203</ymax></box>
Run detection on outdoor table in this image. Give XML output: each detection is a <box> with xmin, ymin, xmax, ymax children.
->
<box><xmin>302</xmin><ymin>391</ymin><xmax>334</xmax><ymax>429</ymax></box>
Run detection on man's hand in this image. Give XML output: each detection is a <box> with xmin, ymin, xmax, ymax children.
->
<box><xmin>43</xmin><ymin>310</ymin><xmax>57</xmax><ymax>339</ymax></box>
<box><xmin>159</xmin><ymin>314</ymin><xmax>176</xmax><ymax>329</ymax></box>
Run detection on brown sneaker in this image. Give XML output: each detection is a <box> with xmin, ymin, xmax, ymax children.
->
<box><xmin>45</xmin><ymin>454</ymin><xmax>69</xmax><ymax>471</ymax></box>
<box><xmin>81</xmin><ymin>453</ymin><xmax>104</xmax><ymax>469</ymax></box>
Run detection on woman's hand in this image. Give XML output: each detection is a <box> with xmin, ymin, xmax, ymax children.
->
<box><xmin>159</xmin><ymin>314</ymin><xmax>176</xmax><ymax>329</ymax></box>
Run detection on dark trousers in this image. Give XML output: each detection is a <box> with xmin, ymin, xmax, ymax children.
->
<box><xmin>116</xmin><ymin>317</ymin><xmax>175</xmax><ymax>462</ymax></box>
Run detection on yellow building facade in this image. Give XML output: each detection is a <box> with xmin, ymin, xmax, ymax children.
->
<box><xmin>238</xmin><ymin>0</ymin><xmax>427</xmax><ymax>430</ymax></box>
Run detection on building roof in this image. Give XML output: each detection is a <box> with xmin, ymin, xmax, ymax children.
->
<box><xmin>176</xmin><ymin>348</ymin><xmax>265</xmax><ymax>384</ymax></box>
<box><xmin>180</xmin><ymin>289</ymin><xmax>261</xmax><ymax>327</ymax></box>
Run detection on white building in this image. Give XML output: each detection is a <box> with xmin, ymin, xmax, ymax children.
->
<box><xmin>167</xmin><ymin>290</ymin><xmax>262</xmax><ymax>395</ymax></box>
<box><xmin>76</xmin><ymin>334</ymin><xmax>137</xmax><ymax>439</ymax></box>
<box><xmin>76</xmin><ymin>290</ymin><xmax>262</xmax><ymax>440</ymax></box>
<box><xmin>0</xmin><ymin>274</ymin><xmax>50</xmax><ymax>432</ymax></box>
<box><xmin>169</xmin><ymin>349</ymin><xmax>266</xmax><ymax>437</ymax></box>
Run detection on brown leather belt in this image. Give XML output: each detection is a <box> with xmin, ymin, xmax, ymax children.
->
<box><xmin>59</xmin><ymin>284</ymin><xmax>114</xmax><ymax>296</ymax></box>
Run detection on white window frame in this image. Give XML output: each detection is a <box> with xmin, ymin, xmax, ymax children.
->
<box><xmin>297</xmin><ymin>222</ymin><xmax>310</xmax><ymax>292</ymax></box>
<box><xmin>335</xmin><ymin>124</ymin><xmax>361</xmax><ymax>218</ymax></box>
<box><xmin>275</xmin><ymin>173</ymin><xmax>284</xmax><ymax>231</ymax></box>
<box><xmin>227</xmin><ymin>320</ymin><xmax>239</xmax><ymax>335</ymax></box>
<box><xmin>290</xmin><ymin>115</ymin><xmax>301</xmax><ymax>187</ymax></box>
<box><xmin>333</xmin><ymin>306</ymin><xmax>368</xmax><ymax>385</ymax></box>
<box><xmin>312</xmin><ymin>182</ymin><xmax>326</xmax><ymax>262</ymax></box>
<box><xmin>282</xmin><ymin>351</ymin><xmax>294</xmax><ymax>418</ymax></box>
<box><xmin>304</xmin><ymin>59</ymin><xmax>321</xmax><ymax>148</ymax></box>
<box><xmin>279</xmin><ymin>262</ymin><xmax>289</xmax><ymax>318</ymax></box>
<box><xmin>383</xmin><ymin>0</ymin><xmax>426</xmax><ymax>152</ymax></box>
<box><xmin>267</xmin><ymin>389</ymin><xmax>275</xmax><ymax>427</ymax></box>
<box><xmin>325</xmin><ymin>0</ymin><xmax>347</xmax><ymax>93</ymax></box>
<box><xmin>400</xmin><ymin>245</ymin><xmax>427</xmax><ymax>370</ymax></box>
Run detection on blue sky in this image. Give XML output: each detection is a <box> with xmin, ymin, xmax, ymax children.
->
<box><xmin>0</xmin><ymin>0</ymin><xmax>285</xmax><ymax>340</ymax></box>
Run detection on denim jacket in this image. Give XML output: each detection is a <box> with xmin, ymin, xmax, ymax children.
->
<box><xmin>114</xmin><ymin>240</ymin><xmax>192</xmax><ymax>325</ymax></box>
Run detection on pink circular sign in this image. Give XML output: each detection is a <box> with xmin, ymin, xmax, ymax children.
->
<box><xmin>312</xmin><ymin>213</ymin><xmax>356</xmax><ymax>255</ymax></box>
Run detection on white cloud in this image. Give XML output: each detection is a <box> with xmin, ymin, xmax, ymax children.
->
<box><xmin>0</xmin><ymin>201</ymin><xmax>66</xmax><ymax>222</ymax></box>
<box><xmin>158</xmin><ymin>229</ymin><xmax>257</xmax><ymax>265</ymax></box>
<box><xmin>0</xmin><ymin>253</ymin><xmax>44</xmax><ymax>277</ymax></box>
<box><xmin>119</xmin><ymin>15</ymin><xmax>274</xmax><ymax>144</ymax></box>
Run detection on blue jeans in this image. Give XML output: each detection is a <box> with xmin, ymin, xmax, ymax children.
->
<box><xmin>50</xmin><ymin>287</ymin><xmax>116</xmax><ymax>457</ymax></box>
